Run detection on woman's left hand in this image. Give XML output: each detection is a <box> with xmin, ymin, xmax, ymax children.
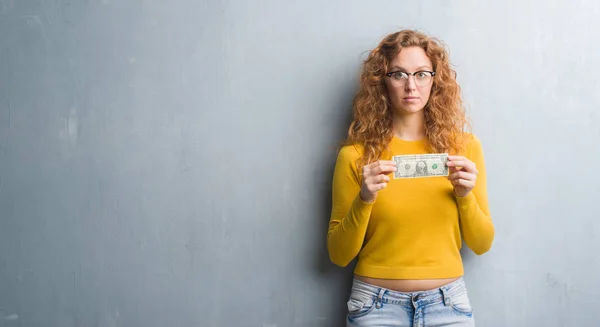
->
<box><xmin>446</xmin><ymin>156</ymin><xmax>478</xmax><ymax>197</ymax></box>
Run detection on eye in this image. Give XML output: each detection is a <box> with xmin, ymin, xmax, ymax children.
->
<box><xmin>416</xmin><ymin>71</ymin><xmax>428</xmax><ymax>79</ymax></box>
<box><xmin>392</xmin><ymin>72</ymin><xmax>407</xmax><ymax>80</ymax></box>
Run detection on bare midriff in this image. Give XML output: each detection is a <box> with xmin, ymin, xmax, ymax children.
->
<box><xmin>355</xmin><ymin>274</ymin><xmax>460</xmax><ymax>292</ymax></box>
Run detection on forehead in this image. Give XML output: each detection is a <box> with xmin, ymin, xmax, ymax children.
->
<box><xmin>389</xmin><ymin>46</ymin><xmax>432</xmax><ymax>70</ymax></box>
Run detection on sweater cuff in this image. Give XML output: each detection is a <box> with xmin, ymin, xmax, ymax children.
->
<box><xmin>350</xmin><ymin>194</ymin><xmax>375</xmax><ymax>220</ymax></box>
<box><xmin>354</xmin><ymin>193</ymin><xmax>374</xmax><ymax>208</ymax></box>
<box><xmin>455</xmin><ymin>192</ymin><xmax>476</xmax><ymax>210</ymax></box>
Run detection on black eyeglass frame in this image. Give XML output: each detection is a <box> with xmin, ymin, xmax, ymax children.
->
<box><xmin>385</xmin><ymin>70</ymin><xmax>436</xmax><ymax>78</ymax></box>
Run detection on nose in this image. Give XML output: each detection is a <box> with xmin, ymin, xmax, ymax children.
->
<box><xmin>404</xmin><ymin>74</ymin><xmax>417</xmax><ymax>91</ymax></box>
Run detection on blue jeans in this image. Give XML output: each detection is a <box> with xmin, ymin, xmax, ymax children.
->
<box><xmin>346</xmin><ymin>277</ymin><xmax>475</xmax><ymax>326</ymax></box>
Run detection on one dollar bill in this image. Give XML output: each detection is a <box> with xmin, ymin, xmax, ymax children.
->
<box><xmin>393</xmin><ymin>153</ymin><xmax>449</xmax><ymax>179</ymax></box>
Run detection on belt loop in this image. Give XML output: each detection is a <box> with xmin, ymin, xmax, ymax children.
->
<box><xmin>376</xmin><ymin>288</ymin><xmax>386</xmax><ymax>309</ymax></box>
<box><xmin>440</xmin><ymin>286</ymin><xmax>451</xmax><ymax>306</ymax></box>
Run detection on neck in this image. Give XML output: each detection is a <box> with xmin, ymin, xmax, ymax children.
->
<box><xmin>392</xmin><ymin>111</ymin><xmax>426</xmax><ymax>141</ymax></box>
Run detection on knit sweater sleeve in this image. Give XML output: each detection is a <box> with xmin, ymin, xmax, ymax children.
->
<box><xmin>455</xmin><ymin>135</ymin><xmax>495</xmax><ymax>255</ymax></box>
<box><xmin>327</xmin><ymin>145</ymin><xmax>374</xmax><ymax>267</ymax></box>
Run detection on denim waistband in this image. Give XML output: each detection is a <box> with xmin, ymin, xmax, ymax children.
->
<box><xmin>350</xmin><ymin>277</ymin><xmax>467</xmax><ymax>307</ymax></box>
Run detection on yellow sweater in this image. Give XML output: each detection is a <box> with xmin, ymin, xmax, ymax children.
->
<box><xmin>327</xmin><ymin>134</ymin><xmax>494</xmax><ymax>279</ymax></box>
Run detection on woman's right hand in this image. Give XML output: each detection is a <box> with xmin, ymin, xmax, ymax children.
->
<box><xmin>360</xmin><ymin>160</ymin><xmax>397</xmax><ymax>203</ymax></box>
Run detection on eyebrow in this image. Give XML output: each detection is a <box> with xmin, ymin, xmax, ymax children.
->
<box><xmin>389</xmin><ymin>65</ymin><xmax>432</xmax><ymax>71</ymax></box>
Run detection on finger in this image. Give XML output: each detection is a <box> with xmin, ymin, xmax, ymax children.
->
<box><xmin>368</xmin><ymin>182</ymin><xmax>388</xmax><ymax>192</ymax></box>
<box><xmin>447</xmin><ymin>159</ymin><xmax>477</xmax><ymax>173</ymax></box>
<box><xmin>461</xmin><ymin>180</ymin><xmax>475</xmax><ymax>189</ymax></box>
<box><xmin>449</xmin><ymin>165</ymin><xmax>469</xmax><ymax>175</ymax></box>
<box><xmin>369</xmin><ymin>164</ymin><xmax>397</xmax><ymax>176</ymax></box>
<box><xmin>364</xmin><ymin>161</ymin><xmax>397</xmax><ymax>173</ymax></box>
<box><xmin>447</xmin><ymin>158</ymin><xmax>471</xmax><ymax>167</ymax></box>
<box><xmin>366</xmin><ymin>160</ymin><xmax>395</xmax><ymax>168</ymax></box>
<box><xmin>366</xmin><ymin>174</ymin><xmax>391</xmax><ymax>185</ymax></box>
<box><xmin>376</xmin><ymin>160</ymin><xmax>398</xmax><ymax>171</ymax></box>
<box><xmin>447</xmin><ymin>172</ymin><xmax>459</xmax><ymax>181</ymax></box>
<box><xmin>448</xmin><ymin>171</ymin><xmax>476</xmax><ymax>181</ymax></box>
<box><xmin>363</xmin><ymin>161</ymin><xmax>381</xmax><ymax>173</ymax></box>
<box><xmin>451</xmin><ymin>178</ymin><xmax>475</xmax><ymax>188</ymax></box>
<box><xmin>375</xmin><ymin>182</ymin><xmax>388</xmax><ymax>191</ymax></box>
<box><xmin>365</xmin><ymin>175</ymin><xmax>385</xmax><ymax>185</ymax></box>
<box><xmin>377</xmin><ymin>160</ymin><xmax>396</xmax><ymax>165</ymax></box>
<box><xmin>448</xmin><ymin>166</ymin><xmax>460</xmax><ymax>174</ymax></box>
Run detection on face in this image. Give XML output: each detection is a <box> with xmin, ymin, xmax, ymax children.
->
<box><xmin>416</xmin><ymin>161</ymin><xmax>427</xmax><ymax>174</ymax></box>
<box><xmin>384</xmin><ymin>46</ymin><xmax>434</xmax><ymax>115</ymax></box>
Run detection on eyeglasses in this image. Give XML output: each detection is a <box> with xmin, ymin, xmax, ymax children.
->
<box><xmin>385</xmin><ymin>70</ymin><xmax>436</xmax><ymax>87</ymax></box>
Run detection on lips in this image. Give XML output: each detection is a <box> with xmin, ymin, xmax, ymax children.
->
<box><xmin>403</xmin><ymin>97</ymin><xmax>419</xmax><ymax>100</ymax></box>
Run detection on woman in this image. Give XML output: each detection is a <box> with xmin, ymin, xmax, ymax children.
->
<box><xmin>328</xmin><ymin>29</ymin><xmax>495</xmax><ymax>326</ymax></box>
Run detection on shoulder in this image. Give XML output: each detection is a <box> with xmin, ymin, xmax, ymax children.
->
<box><xmin>337</xmin><ymin>143</ymin><xmax>364</xmax><ymax>161</ymax></box>
<box><xmin>459</xmin><ymin>133</ymin><xmax>486</xmax><ymax>165</ymax></box>
<box><xmin>460</xmin><ymin>132</ymin><xmax>483</xmax><ymax>154</ymax></box>
<box><xmin>335</xmin><ymin>143</ymin><xmax>364</xmax><ymax>173</ymax></box>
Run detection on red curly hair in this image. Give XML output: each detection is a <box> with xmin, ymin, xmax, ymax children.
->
<box><xmin>346</xmin><ymin>29</ymin><xmax>470</xmax><ymax>169</ymax></box>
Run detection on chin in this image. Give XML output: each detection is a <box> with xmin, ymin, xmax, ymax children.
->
<box><xmin>397</xmin><ymin>105</ymin><xmax>425</xmax><ymax>115</ymax></box>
